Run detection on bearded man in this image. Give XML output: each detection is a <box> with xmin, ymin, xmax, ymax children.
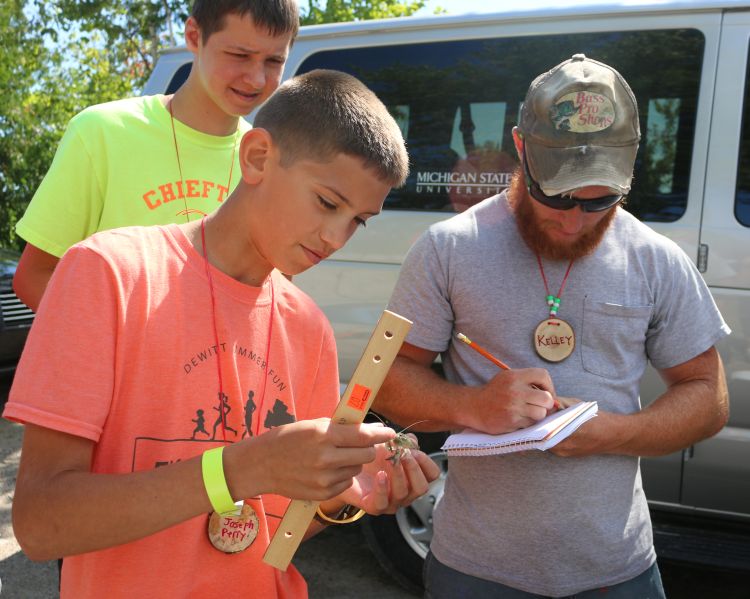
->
<box><xmin>374</xmin><ymin>54</ymin><xmax>730</xmax><ymax>598</ymax></box>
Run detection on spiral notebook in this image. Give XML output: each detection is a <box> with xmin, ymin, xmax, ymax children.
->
<box><xmin>441</xmin><ymin>401</ymin><xmax>598</xmax><ymax>456</ymax></box>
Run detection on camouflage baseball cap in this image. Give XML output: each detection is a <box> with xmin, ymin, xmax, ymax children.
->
<box><xmin>518</xmin><ymin>54</ymin><xmax>641</xmax><ymax>196</ymax></box>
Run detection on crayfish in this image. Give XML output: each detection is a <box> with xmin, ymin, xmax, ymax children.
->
<box><xmin>386</xmin><ymin>431</ymin><xmax>421</xmax><ymax>465</ymax></box>
<box><xmin>371</xmin><ymin>413</ymin><xmax>429</xmax><ymax>465</ymax></box>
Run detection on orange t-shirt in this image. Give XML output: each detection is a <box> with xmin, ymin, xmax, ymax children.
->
<box><xmin>4</xmin><ymin>224</ymin><xmax>340</xmax><ymax>598</ymax></box>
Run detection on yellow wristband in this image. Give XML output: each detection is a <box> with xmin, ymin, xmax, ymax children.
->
<box><xmin>202</xmin><ymin>446</ymin><xmax>237</xmax><ymax>515</ymax></box>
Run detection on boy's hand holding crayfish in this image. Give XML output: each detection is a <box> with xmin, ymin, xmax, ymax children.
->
<box><xmin>337</xmin><ymin>423</ymin><xmax>440</xmax><ymax>516</ymax></box>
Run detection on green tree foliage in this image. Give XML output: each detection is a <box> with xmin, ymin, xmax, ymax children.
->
<box><xmin>300</xmin><ymin>0</ymin><xmax>427</xmax><ymax>24</ymax></box>
<box><xmin>33</xmin><ymin>1</ymin><xmax>188</xmax><ymax>89</ymax></box>
<box><xmin>1</xmin><ymin>1</ymin><xmax>144</xmax><ymax>250</ymax></box>
<box><xmin>1</xmin><ymin>0</ymin><xmax>432</xmax><ymax>250</ymax></box>
<box><xmin>0</xmin><ymin>1</ymin><xmax>43</xmax><ymax>248</ymax></box>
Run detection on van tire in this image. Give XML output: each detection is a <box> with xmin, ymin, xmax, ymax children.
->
<box><xmin>361</xmin><ymin>513</ymin><xmax>425</xmax><ymax>594</ymax></box>
<box><xmin>361</xmin><ymin>449</ymin><xmax>449</xmax><ymax>595</ymax></box>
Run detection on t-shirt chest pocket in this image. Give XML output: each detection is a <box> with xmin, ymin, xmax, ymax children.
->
<box><xmin>581</xmin><ymin>298</ymin><xmax>653</xmax><ymax>379</ymax></box>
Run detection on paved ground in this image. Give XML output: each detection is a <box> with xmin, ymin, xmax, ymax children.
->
<box><xmin>1</xmin><ymin>418</ymin><xmax>58</xmax><ymax>599</ymax></box>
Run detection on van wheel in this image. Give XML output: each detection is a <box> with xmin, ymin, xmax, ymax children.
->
<box><xmin>361</xmin><ymin>451</ymin><xmax>448</xmax><ymax>593</ymax></box>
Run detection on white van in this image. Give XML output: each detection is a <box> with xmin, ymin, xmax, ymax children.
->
<box><xmin>144</xmin><ymin>0</ymin><xmax>750</xmax><ymax>590</ymax></box>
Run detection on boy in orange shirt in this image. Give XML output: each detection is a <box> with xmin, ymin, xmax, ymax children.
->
<box><xmin>5</xmin><ymin>69</ymin><xmax>439</xmax><ymax>598</ymax></box>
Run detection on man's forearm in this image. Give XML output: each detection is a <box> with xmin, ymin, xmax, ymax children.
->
<box><xmin>547</xmin><ymin>349</ymin><xmax>729</xmax><ymax>459</ymax></box>
<box><xmin>609</xmin><ymin>376</ymin><xmax>728</xmax><ymax>457</ymax></box>
<box><xmin>613</xmin><ymin>348</ymin><xmax>729</xmax><ymax>457</ymax></box>
<box><xmin>376</xmin><ymin>353</ymin><xmax>559</xmax><ymax>435</ymax></box>
<box><xmin>375</xmin><ymin>356</ymin><xmax>470</xmax><ymax>432</ymax></box>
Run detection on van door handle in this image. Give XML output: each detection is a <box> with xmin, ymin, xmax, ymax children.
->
<box><xmin>697</xmin><ymin>243</ymin><xmax>708</xmax><ymax>273</ymax></box>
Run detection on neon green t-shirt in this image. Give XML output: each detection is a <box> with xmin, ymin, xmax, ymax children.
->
<box><xmin>16</xmin><ymin>95</ymin><xmax>252</xmax><ymax>257</ymax></box>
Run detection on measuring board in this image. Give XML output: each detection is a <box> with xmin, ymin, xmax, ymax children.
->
<box><xmin>262</xmin><ymin>309</ymin><xmax>412</xmax><ymax>570</ymax></box>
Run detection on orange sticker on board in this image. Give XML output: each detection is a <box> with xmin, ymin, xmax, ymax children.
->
<box><xmin>347</xmin><ymin>384</ymin><xmax>372</xmax><ymax>411</ymax></box>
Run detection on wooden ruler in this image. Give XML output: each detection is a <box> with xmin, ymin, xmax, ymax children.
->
<box><xmin>262</xmin><ymin>309</ymin><xmax>412</xmax><ymax>570</ymax></box>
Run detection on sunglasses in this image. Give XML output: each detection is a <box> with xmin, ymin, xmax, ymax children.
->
<box><xmin>522</xmin><ymin>147</ymin><xmax>625</xmax><ymax>212</ymax></box>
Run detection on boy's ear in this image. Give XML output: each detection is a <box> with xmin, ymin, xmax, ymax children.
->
<box><xmin>239</xmin><ymin>129</ymin><xmax>274</xmax><ymax>185</ymax></box>
<box><xmin>184</xmin><ymin>16</ymin><xmax>202</xmax><ymax>53</ymax></box>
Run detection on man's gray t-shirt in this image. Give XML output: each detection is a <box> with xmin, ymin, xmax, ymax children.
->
<box><xmin>388</xmin><ymin>192</ymin><xmax>730</xmax><ymax>596</ymax></box>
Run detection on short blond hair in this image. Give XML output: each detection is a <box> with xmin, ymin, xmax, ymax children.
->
<box><xmin>253</xmin><ymin>69</ymin><xmax>409</xmax><ymax>187</ymax></box>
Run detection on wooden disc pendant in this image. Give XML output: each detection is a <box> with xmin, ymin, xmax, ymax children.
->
<box><xmin>533</xmin><ymin>317</ymin><xmax>575</xmax><ymax>362</ymax></box>
<box><xmin>208</xmin><ymin>502</ymin><xmax>259</xmax><ymax>553</ymax></box>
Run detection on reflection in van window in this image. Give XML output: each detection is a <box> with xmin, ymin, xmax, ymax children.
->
<box><xmin>646</xmin><ymin>99</ymin><xmax>680</xmax><ymax>194</ymax></box>
<box><xmin>736</xmin><ymin>46</ymin><xmax>750</xmax><ymax>228</ymax></box>
<box><xmin>296</xmin><ymin>29</ymin><xmax>704</xmax><ymax>222</ymax></box>
<box><xmin>166</xmin><ymin>62</ymin><xmax>192</xmax><ymax>95</ymax></box>
<box><xmin>450</xmin><ymin>103</ymin><xmax>506</xmax><ymax>159</ymax></box>
<box><xmin>390</xmin><ymin>105</ymin><xmax>410</xmax><ymax>140</ymax></box>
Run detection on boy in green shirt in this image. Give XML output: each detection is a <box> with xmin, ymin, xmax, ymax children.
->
<box><xmin>14</xmin><ymin>0</ymin><xmax>298</xmax><ymax>311</ymax></box>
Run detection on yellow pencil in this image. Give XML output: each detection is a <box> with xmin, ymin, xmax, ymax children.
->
<box><xmin>456</xmin><ymin>332</ymin><xmax>561</xmax><ymax>410</ymax></box>
<box><xmin>456</xmin><ymin>333</ymin><xmax>511</xmax><ymax>370</ymax></box>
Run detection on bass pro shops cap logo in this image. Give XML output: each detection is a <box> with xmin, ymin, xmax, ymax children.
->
<box><xmin>549</xmin><ymin>91</ymin><xmax>615</xmax><ymax>133</ymax></box>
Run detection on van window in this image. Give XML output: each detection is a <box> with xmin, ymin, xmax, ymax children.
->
<box><xmin>166</xmin><ymin>62</ymin><xmax>192</xmax><ymax>94</ymax></box>
<box><xmin>736</xmin><ymin>45</ymin><xmax>750</xmax><ymax>227</ymax></box>
<box><xmin>296</xmin><ymin>29</ymin><xmax>704</xmax><ymax>222</ymax></box>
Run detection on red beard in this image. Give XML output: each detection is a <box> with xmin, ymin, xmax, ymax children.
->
<box><xmin>507</xmin><ymin>168</ymin><xmax>617</xmax><ymax>261</ymax></box>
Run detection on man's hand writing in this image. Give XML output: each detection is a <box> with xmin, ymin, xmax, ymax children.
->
<box><xmin>465</xmin><ymin>368</ymin><xmax>556</xmax><ymax>434</ymax></box>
